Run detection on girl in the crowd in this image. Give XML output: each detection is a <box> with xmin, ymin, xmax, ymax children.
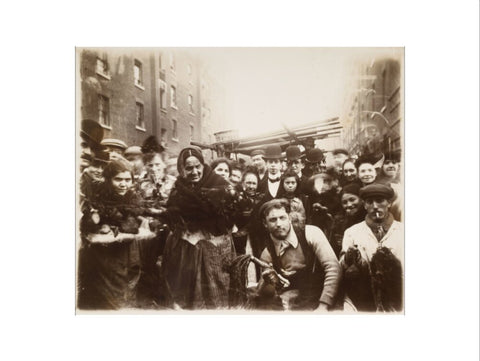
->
<box><xmin>329</xmin><ymin>183</ymin><xmax>367</xmax><ymax>257</ymax></box>
<box><xmin>78</xmin><ymin>158</ymin><xmax>157</xmax><ymax>310</ymax></box>
<box><xmin>279</xmin><ymin>169</ymin><xmax>306</xmax><ymax>229</ymax></box>
<box><xmin>355</xmin><ymin>156</ymin><xmax>377</xmax><ymax>187</ymax></box>
<box><xmin>162</xmin><ymin>147</ymin><xmax>237</xmax><ymax>309</ymax></box>
<box><xmin>210</xmin><ymin>157</ymin><xmax>231</xmax><ymax>181</ymax></box>
<box><xmin>340</xmin><ymin>158</ymin><xmax>362</xmax><ymax>187</ymax></box>
<box><xmin>233</xmin><ymin>167</ymin><xmax>263</xmax><ymax>254</ymax></box>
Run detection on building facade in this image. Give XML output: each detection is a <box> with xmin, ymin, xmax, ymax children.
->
<box><xmin>340</xmin><ymin>57</ymin><xmax>403</xmax><ymax>157</ymax></box>
<box><xmin>78</xmin><ymin>48</ymin><xmax>227</xmax><ymax>159</ymax></box>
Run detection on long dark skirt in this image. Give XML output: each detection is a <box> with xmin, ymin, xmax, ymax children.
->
<box><xmin>162</xmin><ymin>230</ymin><xmax>235</xmax><ymax>310</ymax></box>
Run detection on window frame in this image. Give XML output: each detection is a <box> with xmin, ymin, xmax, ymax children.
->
<box><xmin>97</xmin><ymin>94</ymin><xmax>111</xmax><ymax>128</ymax></box>
<box><xmin>135</xmin><ymin>101</ymin><xmax>146</xmax><ymax>131</ymax></box>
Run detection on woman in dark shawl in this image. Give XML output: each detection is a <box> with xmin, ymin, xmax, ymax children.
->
<box><xmin>161</xmin><ymin>147</ymin><xmax>236</xmax><ymax>309</ymax></box>
<box><xmin>77</xmin><ymin>158</ymin><xmax>156</xmax><ymax>310</ymax></box>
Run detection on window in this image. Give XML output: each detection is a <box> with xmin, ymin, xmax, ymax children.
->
<box><xmin>170</xmin><ymin>85</ymin><xmax>177</xmax><ymax>108</ymax></box>
<box><xmin>159</xmin><ymin>54</ymin><xmax>166</xmax><ymax>81</ymax></box>
<box><xmin>136</xmin><ymin>102</ymin><xmax>145</xmax><ymax>129</ymax></box>
<box><xmin>134</xmin><ymin>59</ymin><xmax>143</xmax><ymax>87</ymax></box>
<box><xmin>98</xmin><ymin>95</ymin><xmax>110</xmax><ymax>126</ymax></box>
<box><xmin>159</xmin><ymin>81</ymin><xmax>167</xmax><ymax>110</ymax></box>
<box><xmin>96</xmin><ymin>55</ymin><xmax>109</xmax><ymax>78</ymax></box>
<box><xmin>188</xmin><ymin>94</ymin><xmax>194</xmax><ymax>113</ymax></box>
<box><xmin>190</xmin><ymin>124</ymin><xmax>194</xmax><ymax>141</ymax></box>
<box><xmin>172</xmin><ymin>119</ymin><xmax>178</xmax><ymax>140</ymax></box>
<box><xmin>169</xmin><ymin>53</ymin><xmax>175</xmax><ymax>71</ymax></box>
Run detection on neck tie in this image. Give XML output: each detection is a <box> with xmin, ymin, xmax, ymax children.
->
<box><xmin>269</xmin><ymin>177</ymin><xmax>280</xmax><ymax>183</ymax></box>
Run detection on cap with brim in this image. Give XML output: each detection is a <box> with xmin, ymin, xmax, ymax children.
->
<box><xmin>101</xmin><ymin>138</ymin><xmax>128</xmax><ymax>151</ymax></box>
<box><xmin>92</xmin><ymin>150</ymin><xmax>110</xmax><ymax>165</ymax></box>
<box><xmin>359</xmin><ymin>184</ymin><xmax>395</xmax><ymax>200</ymax></box>
<box><xmin>341</xmin><ymin>182</ymin><xmax>361</xmax><ymax>197</ymax></box>
<box><xmin>251</xmin><ymin>149</ymin><xmax>266</xmax><ymax>157</ymax></box>
<box><xmin>258</xmin><ymin>199</ymin><xmax>291</xmax><ymax>219</ymax></box>
<box><xmin>124</xmin><ymin>146</ymin><xmax>142</xmax><ymax>157</ymax></box>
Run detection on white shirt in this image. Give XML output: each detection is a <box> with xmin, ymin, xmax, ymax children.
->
<box><xmin>341</xmin><ymin>220</ymin><xmax>404</xmax><ymax>267</ymax></box>
<box><xmin>267</xmin><ymin>179</ymin><xmax>281</xmax><ymax>198</ymax></box>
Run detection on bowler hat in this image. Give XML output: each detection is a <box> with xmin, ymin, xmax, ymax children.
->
<box><xmin>81</xmin><ymin>119</ymin><xmax>104</xmax><ymax>146</ymax></box>
<box><xmin>305</xmin><ymin>148</ymin><xmax>324</xmax><ymax>163</ymax></box>
<box><xmin>332</xmin><ymin>148</ymin><xmax>349</xmax><ymax>156</ymax></box>
<box><xmin>359</xmin><ymin>184</ymin><xmax>395</xmax><ymax>201</ymax></box>
<box><xmin>285</xmin><ymin>145</ymin><xmax>303</xmax><ymax>161</ymax></box>
<box><xmin>92</xmin><ymin>150</ymin><xmax>110</xmax><ymax>165</ymax></box>
<box><xmin>263</xmin><ymin>145</ymin><xmax>284</xmax><ymax>160</ymax></box>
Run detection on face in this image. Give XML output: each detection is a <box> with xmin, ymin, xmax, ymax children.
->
<box><xmin>343</xmin><ymin>161</ymin><xmax>357</xmax><ymax>181</ymax></box>
<box><xmin>334</xmin><ymin>153</ymin><xmax>348</xmax><ymax>173</ymax></box>
<box><xmin>213</xmin><ymin>162</ymin><xmax>230</xmax><ymax>180</ymax></box>
<box><xmin>358</xmin><ymin>163</ymin><xmax>376</xmax><ymax>185</ymax></box>
<box><xmin>382</xmin><ymin>160</ymin><xmax>399</xmax><ymax>178</ymax></box>
<box><xmin>80</xmin><ymin>141</ymin><xmax>93</xmax><ymax>170</ymax></box>
<box><xmin>146</xmin><ymin>154</ymin><xmax>165</xmax><ymax>180</ymax></box>
<box><xmin>251</xmin><ymin>155</ymin><xmax>266</xmax><ymax>172</ymax></box>
<box><xmin>111</xmin><ymin>171</ymin><xmax>133</xmax><ymax>196</ymax></box>
<box><xmin>266</xmin><ymin>159</ymin><xmax>282</xmax><ymax>177</ymax></box>
<box><xmin>230</xmin><ymin>169</ymin><xmax>242</xmax><ymax>185</ymax></box>
<box><xmin>263</xmin><ymin>207</ymin><xmax>291</xmax><ymax>240</ymax></box>
<box><xmin>288</xmin><ymin>159</ymin><xmax>305</xmax><ymax>175</ymax></box>
<box><xmin>243</xmin><ymin>173</ymin><xmax>258</xmax><ymax>196</ymax></box>
<box><xmin>183</xmin><ymin>156</ymin><xmax>204</xmax><ymax>184</ymax></box>
<box><xmin>87</xmin><ymin>163</ymin><xmax>104</xmax><ymax>182</ymax></box>
<box><xmin>364</xmin><ymin>196</ymin><xmax>391</xmax><ymax>222</ymax></box>
<box><xmin>341</xmin><ymin>193</ymin><xmax>362</xmax><ymax>216</ymax></box>
<box><xmin>283</xmin><ymin>176</ymin><xmax>298</xmax><ymax>194</ymax></box>
<box><xmin>313</xmin><ymin>174</ymin><xmax>333</xmax><ymax>194</ymax></box>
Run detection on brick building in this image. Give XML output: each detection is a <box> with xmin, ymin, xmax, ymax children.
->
<box><xmin>340</xmin><ymin>56</ymin><xmax>403</xmax><ymax>157</ymax></box>
<box><xmin>78</xmin><ymin>48</ymin><xmax>227</xmax><ymax>159</ymax></box>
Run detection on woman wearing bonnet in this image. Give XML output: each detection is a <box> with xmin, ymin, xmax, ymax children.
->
<box><xmin>161</xmin><ymin>146</ymin><xmax>237</xmax><ymax>309</ymax></box>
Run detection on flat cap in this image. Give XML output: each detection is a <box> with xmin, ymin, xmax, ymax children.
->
<box><xmin>250</xmin><ymin>149</ymin><xmax>266</xmax><ymax>157</ymax></box>
<box><xmin>332</xmin><ymin>148</ymin><xmax>349</xmax><ymax>156</ymax></box>
<box><xmin>124</xmin><ymin>146</ymin><xmax>142</xmax><ymax>157</ymax></box>
<box><xmin>101</xmin><ymin>138</ymin><xmax>128</xmax><ymax>151</ymax></box>
<box><xmin>359</xmin><ymin>183</ymin><xmax>395</xmax><ymax>200</ymax></box>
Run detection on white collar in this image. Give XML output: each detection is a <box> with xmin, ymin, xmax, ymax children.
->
<box><xmin>271</xmin><ymin>225</ymin><xmax>298</xmax><ymax>256</ymax></box>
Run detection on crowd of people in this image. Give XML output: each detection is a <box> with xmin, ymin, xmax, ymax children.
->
<box><xmin>78</xmin><ymin>119</ymin><xmax>404</xmax><ymax>312</ymax></box>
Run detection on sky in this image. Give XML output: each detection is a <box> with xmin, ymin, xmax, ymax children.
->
<box><xmin>194</xmin><ymin>47</ymin><xmax>403</xmax><ymax>138</ymax></box>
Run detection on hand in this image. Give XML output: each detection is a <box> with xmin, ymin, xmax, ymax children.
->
<box><xmin>135</xmin><ymin>217</ymin><xmax>157</xmax><ymax>241</ymax></box>
<box><xmin>315</xmin><ymin>302</ymin><xmax>329</xmax><ymax>312</ymax></box>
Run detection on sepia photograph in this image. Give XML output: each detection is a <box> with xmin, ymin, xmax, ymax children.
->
<box><xmin>77</xmin><ymin>47</ymin><xmax>404</xmax><ymax>313</ymax></box>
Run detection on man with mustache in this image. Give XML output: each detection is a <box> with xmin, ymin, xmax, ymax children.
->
<box><xmin>341</xmin><ymin>183</ymin><xmax>403</xmax><ymax>268</ymax></box>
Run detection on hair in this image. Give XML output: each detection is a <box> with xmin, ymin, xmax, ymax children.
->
<box><xmin>340</xmin><ymin>182</ymin><xmax>362</xmax><ymax>197</ymax></box>
<box><xmin>230</xmin><ymin>160</ymin><xmax>244</xmax><ymax>173</ymax></box>
<box><xmin>241</xmin><ymin>166</ymin><xmax>259</xmax><ymax>183</ymax></box>
<box><xmin>281</xmin><ymin>169</ymin><xmax>300</xmax><ymax>192</ymax></box>
<box><xmin>102</xmin><ymin>157</ymin><xmax>133</xmax><ymax>181</ymax></box>
<box><xmin>342</xmin><ymin>158</ymin><xmax>357</xmax><ymax>171</ymax></box>
<box><xmin>260</xmin><ymin>199</ymin><xmax>291</xmax><ymax>220</ymax></box>
<box><xmin>355</xmin><ymin>155</ymin><xmax>375</xmax><ymax>170</ymax></box>
<box><xmin>210</xmin><ymin>157</ymin><xmax>231</xmax><ymax>175</ymax></box>
<box><xmin>177</xmin><ymin>147</ymin><xmax>205</xmax><ymax>174</ymax></box>
<box><xmin>142</xmin><ymin>152</ymin><xmax>165</xmax><ymax>167</ymax></box>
